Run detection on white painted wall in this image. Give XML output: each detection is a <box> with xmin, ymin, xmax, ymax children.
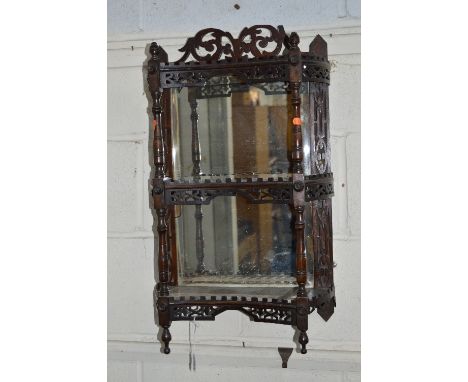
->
<box><xmin>108</xmin><ymin>0</ymin><xmax>361</xmax><ymax>36</ymax></box>
<box><xmin>108</xmin><ymin>2</ymin><xmax>360</xmax><ymax>381</ymax></box>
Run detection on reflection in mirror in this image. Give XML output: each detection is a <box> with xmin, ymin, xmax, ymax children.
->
<box><xmin>170</xmin><ymin>78</ymin><xmax>314</xmax><ymax>285</ymax></box>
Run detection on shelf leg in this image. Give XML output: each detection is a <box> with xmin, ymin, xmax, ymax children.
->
<box><xmin>298</xmin><ymin>330</ymin><xmax>309</xmax><ymax>354</ymax></box>
<box><xmin>296</xmin><ymin>296</ymin><xmax>309</xmax><ymax>354</ymax></box>
<box><xmin>162</xmin><ymin>325</ymin><xmax>172</xmax><ymax>354</ymax></box>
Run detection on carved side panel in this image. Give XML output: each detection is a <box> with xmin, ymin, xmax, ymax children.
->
<box><xmin>309</xmin><ymin>83</ymin><xmax>331</xmax><ymax>175</ymax></box>
<box><xmin>308</xmin><ymin>63</ymin><xmax>335</xmax><ymax>320</ymax></box>
<box><xmin>312</xmin><ymin>198</ymin><xmax>334</xmax><ymax>289</ymax></box>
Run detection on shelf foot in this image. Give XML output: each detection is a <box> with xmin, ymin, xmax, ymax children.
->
<box><xmin>299</xmin><ymin>330</ymin><xmax>308</xmax><ymax>354</ymax></box>
<box><xmin>162</xmin><ymin>326</ymin><xmax>172</xmax><ymax>354</ymax></box>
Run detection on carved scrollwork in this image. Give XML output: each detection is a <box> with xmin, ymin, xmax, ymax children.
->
<box><xmin>177</xmin><ymin>25</ymin><xmax>286</xmax><ymax>63</ymax></box>
<box><xmin>161</xmin><ymin>70</ymin><xmax>209</xmax><ymax>87</ymax></box>
<box><xmin>304</xmin><ymin>182</ymin><xmax>334</xmax><ymax>201</ymax></box>
<box><xmin>238</xmin><ymin>25</ymin><xmax>286</xmax><ymax>59</ymax></box>
<box><xmin>167</xmin><ymin>189</ymin><xmax>229</xmax><ymax>205</ymax></box>
<box><xmin>197</xmin><ymin>76</ymin><xmax>232</xmax><ymax>98</ymax></box>
<box><xmin>166</xmin><ymin>187</ymin><xmax>292</xmax><ymax>205</ymax></box>
<box><xmin>154</xmin><ymin>27</ymin><xmax>330</xmax><ymax>90</ymax></box>
<box><xmin>196</xmin><ymin>81</ymin><xmax>308</xmax><ymax>99</ymax></box>
<box><xmin>230</xmin><ymin>64</ymin><xmax>288</xmax><ymax>84</ymax></box>
<box><xmin>195</xmin><ymin>78</ymin><xmax>287</xmax><ymax>99</ymax></box>
<box><xmin>177</xmin><ymin>28</ymin><xmax>235</xmax><ymax>62</ymax></box>
<box><xmin>161</xmin><ymin>63</ymin><xmax>288</xmax><ymax>88</ymax></box>
<box><xmin>196</xmin><ymin>76</ymin><xmax>249</xmax><ymax>99</ymax></box>
<box><xmin>240</xmin><ymin>306</ymin><xmax>293</xmax><ymax>324</ymax></box>
<box><xmin>170</xmin><ymin>303</ymin><xmax>294</xmax><ymax>324</ymax></box>
<box><xmin>257</xmin><ymin>188</ymin><xmax>291</xmax><ymax>203</ymax></box>
<box><xmin>166</xmin><ymin>184</ymin><xmax>317</xmax><ymax>204</ymax></box>
<box><xmin>164</xmin><ymin>175</ymin><xmax>333</xmax><ymax>205</ymax></box>
<box><xmin>302</xmin><ymin>62</ymin><xmax>330</xmax><ymax>84</ymax></box>
<box><xmin>254</xmin><ymin>81</ymin><xmax>289</xmax><ymax>95</ymax></box>
<box><xmin>171</xmin><ymin>305</ymin><xmax>226</xmax><ymax>320</ymax></box>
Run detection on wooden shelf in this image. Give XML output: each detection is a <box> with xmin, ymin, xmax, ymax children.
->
<box><xmin>157</xmin><ymin>172</ymin><xmax>334</xmax><ymax>205</ymax></box>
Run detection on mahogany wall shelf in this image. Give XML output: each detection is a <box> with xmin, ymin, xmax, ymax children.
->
<box><xmin>147</xmin><ymin>25</ymin><xmax>335</xmax><ymax>355</ymax></box>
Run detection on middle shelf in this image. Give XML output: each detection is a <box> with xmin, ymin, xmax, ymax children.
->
<box><xmin>155</xmin><ymin>172</ymin><xmax>334</xmax><ymax>205</ymax></box>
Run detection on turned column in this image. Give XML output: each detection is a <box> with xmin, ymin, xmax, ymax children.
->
<box><xmin>188</xmin><ymin>88</ymin><xmax>206</xmax><ymax>274</ymax></box>
<box><xmin>287</xmin><ymin>32</ymin><xmax>309</xmax><ymax>354</ymax></box>
<box><xmin>148</xmin><ymin>42</ymin><xmax>172</xmax><ymax>354</ymax></box>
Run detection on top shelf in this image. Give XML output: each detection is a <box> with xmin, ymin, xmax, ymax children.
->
<box><xmin>148</xmin><ymin>25</ymin><xmax>331</xmax><ymax>89</ymax></box>
<box><xmin>157</xmin><ymin>56</ymin><xmax>330</xmax><ymax>89</ymax></box>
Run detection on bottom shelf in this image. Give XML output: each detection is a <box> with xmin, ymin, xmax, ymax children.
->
<box><xmin>155</xmin><ymin>285</ymin><xmax>336</xmax><ymax>354</ymax></box>
<box><xmin>180</xmin><ymin>274</ymin><xmax>298</xmax><ymax>286</ymax></box>
<box><xmin>158</xmin><ymin>284</ymin><xmax>335</xmax><ymax>316</ymax></box>
<box><xmin>167</xmin><ymin>284</ymin><xmax>311</xmax><ymax>302</ymax></box>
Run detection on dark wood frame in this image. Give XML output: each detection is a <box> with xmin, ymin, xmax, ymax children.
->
<box><xmin>147</xmin><ymin>25</ymin><xmax>335</xmax><ymax>355</ymax></box>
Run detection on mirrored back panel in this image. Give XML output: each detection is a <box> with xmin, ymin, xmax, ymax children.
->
<box><xmin>169</xmin><ymin>78</ymin><xmax>327</xmax><ymax>285</ymax></box>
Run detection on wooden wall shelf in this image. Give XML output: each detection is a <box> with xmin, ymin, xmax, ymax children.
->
<box><xmin>147</xmin><ymin>25</ymin><xmax>335</xmax><ymax>355</ymax></box>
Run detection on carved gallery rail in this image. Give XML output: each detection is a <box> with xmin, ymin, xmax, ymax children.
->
<box><xmin>156</xmin><ymin>173</ymin><xmax>334</xmax><ymax>205</ymax></box>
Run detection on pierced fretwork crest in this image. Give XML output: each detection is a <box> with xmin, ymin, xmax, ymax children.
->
<box><xmin>177</xmin><ymin>25</ymin><xmax>287</xmax><ymax>62</ymax></box>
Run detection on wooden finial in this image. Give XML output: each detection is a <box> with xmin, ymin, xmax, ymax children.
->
<box><xmin>149</xmin><ymin>42</ymin><xmax>168</xmax><ymax>63</ymax></box>
<box><xmin>309</xmin><ymin>34</ymin><xmax>328</xmax><ymax>58</ymax></box>
<box><xmin>150</xmin><ymin>42</ymin><xmax>159</xmax><ymax>60</ymax></box>
<box><xmin>288</xmin><ymin>32</ymin><xmax>300</xmax><ymax>48</ymax></box>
